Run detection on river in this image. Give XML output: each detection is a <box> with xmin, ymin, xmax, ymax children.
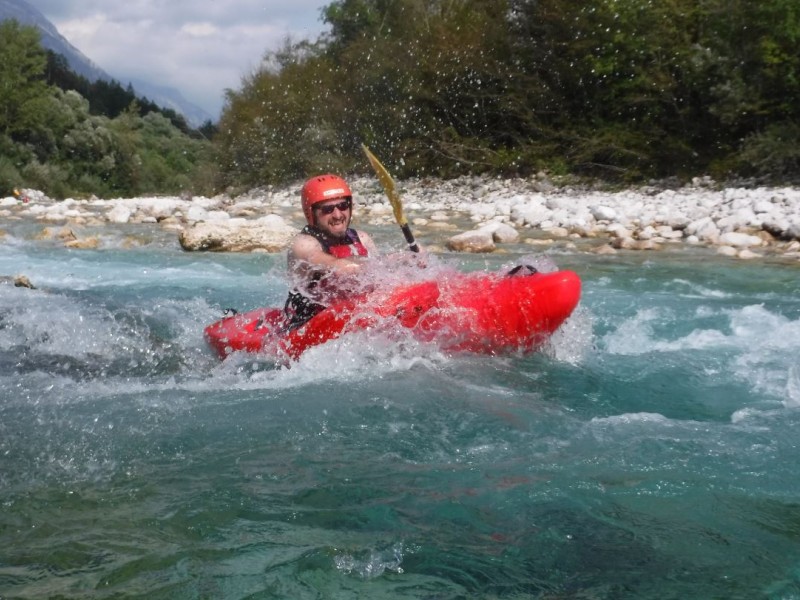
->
<box><xmin>1</xmin><ymin>219</ymin><xmax>799</xmax><ymax>598</ymax></box>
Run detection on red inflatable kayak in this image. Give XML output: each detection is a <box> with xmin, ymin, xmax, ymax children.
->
<box><xmin>204</xmin><ymin>268</ymin><xmax>581</xmax><ymax>360</ymax></box>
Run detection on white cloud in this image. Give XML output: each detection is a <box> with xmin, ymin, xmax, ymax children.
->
<box><xmin>26</xmin><ymin>0</ymin><xmax>330</xmax><ymax>119</ymax></box>
<box><xmin>180</xmin><ymin>22</ymin><xmax>218</xmax><ymax>37</ymax></box>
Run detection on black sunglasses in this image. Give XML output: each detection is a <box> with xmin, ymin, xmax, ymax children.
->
<box><xmin>315</xmin><ymin>198</ymin><xmax>352</xmax><ymax>215</ymax></box>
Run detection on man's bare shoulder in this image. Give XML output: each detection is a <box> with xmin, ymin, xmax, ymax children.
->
<box><xmin>289</xmin><ymin>231</ymin><xmax>323</xmax><ymax>256</ymax></box>
<box><xmin>354</xmin><ymin>229</ymin><xmax>379</xmax><ymax>255</ymax></box>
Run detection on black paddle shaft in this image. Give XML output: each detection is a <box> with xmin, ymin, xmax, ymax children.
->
<box><xmin>401</xmin><ymin>223</ymin><xmax>419</xmax><ymax>253</ymax></box>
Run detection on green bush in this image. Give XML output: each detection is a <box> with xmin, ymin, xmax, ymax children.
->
<box><xmin>737</xmin><ymin>122</ymin><xmax>800</xmax><ymax>183</ymax></box>
<box><xmin>0</xmin><ymin>155</ymin><xmax>22</xmax><ymax>195</ymax></box>
<box><xmin>20</xmin><ymin>159</ymin><xmax>70</xmax><ymax>198</ymax></box>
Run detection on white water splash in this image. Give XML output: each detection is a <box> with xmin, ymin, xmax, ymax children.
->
<box><xmin>726</xmin><ymin>305</ymin><xmax>800</xmax><ymax>405</ymax></box>
<box><xmin>334</xmin><ymin>542</ymin><xmax>405</xmax><ymax>579</ymax></box>
<box><xmin>604</xmin><ymin>303</ymin><xmax>800</xmax><ymax>406</ymax></box>
<box><xmin>543</xmin><ymin>304</ymin><xmax>594</xmax><ymax>365</ymax></box>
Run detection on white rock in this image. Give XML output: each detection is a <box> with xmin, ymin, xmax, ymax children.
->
<box><xmin>446</xmin><ymin>230</ymin><xmax>496</xmax><ymax>253</ymax></box>
<box><xmin>205</xmin><ymin>210</ymin><xmax>231</xmax><ymax>221</ymax></box>
<box><xmin>186</xmin><ymin>206</ymin><xmax>209</xmax><ymax>221</ymax></box>
<box><xmin>468</xmin><ymin>204</ymin><xmax>497</xmax><ymax>220</ymax></box>
<box><xmin>106</xmin><ymin>205</ymin><xmax>132</xmax><ymax>224</ymax></box>
<box><xmin>179</xmin><ymin>222</ymin><xmax>295</xmax><ymax>252</ymax></box>
<box><xmin>753</xmin><ymin>200</ymin><xmax>775</xmax><ymax>214</ymax></box>
<box><xmin>478</xmin><ymin>222</ymin><xmax>520</xmax><ymax>243</ymax></box>
<box><xmin>591</xmin><ymin>205</ymin><xmax>617</xmax><ymax>221</ymax></box>
<box><xmin>545</xmin><ymin>197</ymin><xmax>572</xmax><ymax>211</ymax></box>
<box><xmin>139</xmin><ymin>198</ymin><xmax>184</xmax><ymax>220</ymax></box>
<box><xmin>718</xmin><ymin>232</ymin><xmax>763</xmax><ymax>248</ymax></box>
<box><xmin>655</xmin><ymin>226</ymin><xmax>683</xmax><ymax>240</ymax></box>
<box><xmin>685</xmin><ymin>217</ymin><xmax>720</xmax><ymax>241</ymax></box>
<box><xmin>638</xmin><ymin>225</ymin><xmax>657</xmax><ymax>240</ymax></box>
<box><xmin>605</xmin><ymin>223</ymin><xmax>633</xmax><ymax>239</ymax></box>
<box><xmin>543</xmin><ymin>227</ymin><xmax>569</xmax><ymax>238</ymax></box>
<box><xmin>369</xmin><ymin>204</ymin><xmax>392</xmax><ymax>216</ymax></box>
<box><xmin>594</xmin><ymin>244</ymin><xmax>617</xmax><ymax>254</ymax></box>
<box><xmin>665</xmin><ymin>215</ymin><xmax>691</xmax><ymax>230</ymax></box>
<box><xmin>511</xmin><ymin>205</ymin><xmax>550</xmax><ymax>227</ymax></box>
<box><xmin>717</xmin><ymin>208</ymin><xmax>757</xmax><ymax>232</ymax></box>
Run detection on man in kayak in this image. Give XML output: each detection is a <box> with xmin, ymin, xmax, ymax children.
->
<box><xmin>284</xmin><ymin>174</ymin><xmax>379</xmax><ymax>328</ymax></box>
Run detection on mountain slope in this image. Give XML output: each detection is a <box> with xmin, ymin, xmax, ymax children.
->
<box><xmin>128</xmin><ymin>78</ymin><xmax>214</xmax><ymax>129</ymax></box>
<box><xmin>0</xmin><ymin>0</ymin><xmax>108</xmax><ymax>81</ymax></box>
<box><xmin>0</xmin><ymin>0</ymin><xmax>213</xmax><ymax>126</ymax></box>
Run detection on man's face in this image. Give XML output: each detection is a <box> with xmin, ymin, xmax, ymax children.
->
<box><xmin>314</xmin><ymin>198</ymin><xmax>352</xmax><ymax>238</ymax></box>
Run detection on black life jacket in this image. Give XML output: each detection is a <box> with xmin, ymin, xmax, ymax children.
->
<box><xmin>284</xmin><ymin>227</ymin><xmax>370</xmax><ymax>327</ymax></box>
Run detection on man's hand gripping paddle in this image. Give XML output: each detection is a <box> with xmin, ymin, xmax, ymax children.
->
<box><xmin>361</xmin><ymin>144</ymin><xmax>420</xmax><ymax>253</ymax></box>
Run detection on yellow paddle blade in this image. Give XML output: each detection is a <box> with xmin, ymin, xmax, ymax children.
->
<box><xmin>361</xmin><ymin>144</ymin><xmax>407</xmax><ymax>226</ymax></box>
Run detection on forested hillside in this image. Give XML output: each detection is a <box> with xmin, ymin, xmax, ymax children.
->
<box><xmin>217</xmin><ymin>0</ymin><xmax>800</xmax><ymax>188</ymax></box>
<box><xmin>44</xmin><ymin>51</ymin><xmax>214</xmax><ymax>138</ymax></box>
<box><xmin>0</xmin><ymin>19</ymin><xmax>214</xmax><ymax>199</ymax></box>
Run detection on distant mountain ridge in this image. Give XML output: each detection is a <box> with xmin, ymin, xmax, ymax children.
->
<box><xmin>0</xmin><ymin>0</ymin><xmax>213</xmax><ymax>126</ymax></box>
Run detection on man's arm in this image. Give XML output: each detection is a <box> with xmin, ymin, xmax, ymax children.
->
<box><xmin>287</xmin><ymin>234</ymin><xmax>364</xmax><ymax>277</ymax></box>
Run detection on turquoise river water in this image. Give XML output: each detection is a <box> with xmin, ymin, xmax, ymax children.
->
<box><xmin>1</xmin><ymin>221</ymin><xmax>799</xmax><ymax>599</ymax></box>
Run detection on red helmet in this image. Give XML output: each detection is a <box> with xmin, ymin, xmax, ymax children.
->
<box><xmin>301</xmin><ymin>174</ymin><xmax>353</xmax><ymax>225</ymax></box>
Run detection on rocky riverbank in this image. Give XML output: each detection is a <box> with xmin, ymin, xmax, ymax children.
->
<box><xmin>2</xmin><ymin>176</ymin><xmax>800</xmax><ymax>261</ymax></box>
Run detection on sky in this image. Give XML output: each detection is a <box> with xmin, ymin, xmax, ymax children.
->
<box><xmin>25</xmin><ymin>0</ymin><xmax>331</xmax><ymax>119</ymax></box>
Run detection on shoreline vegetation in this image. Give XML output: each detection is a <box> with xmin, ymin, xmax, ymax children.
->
<box><xmin>4</xmin><ymin>0</ymin><xmax>800</xmax><ymax>203</ymax></box>
<box><xmin>2</xmin><ymin>176</ymin><xmax>799</xmax><ymax>269</ymax></box>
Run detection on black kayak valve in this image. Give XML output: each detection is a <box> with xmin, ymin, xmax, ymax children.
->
<box><xmin>507</xmin><ymin>264</ymin><xmax>538</xmax><ymax>277</ymax></box>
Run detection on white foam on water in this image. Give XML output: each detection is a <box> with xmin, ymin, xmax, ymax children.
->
<box><xmin>586</xmin><ymin>412</ymin><xmax>727</xmax><ymax>449</ymax></box>
<box><xmin>603</xmin><ymin>302</ymin><xmax>800</xmax><ymax>406</ymax></box>
<box><xmin>590</xmin><ymin>411</ymin><xmax>672</xmax><ymax>427</ymax></box>
<box><xmin>727</xmin><ymin>306</ymin><xmax>800</xmax><ymax>406</ymax></box>
<box><xmin>603</xmin><ymin>308</ymin><xmax>673</xmax><ymax>355</ymax></box>
<box><xmin>207</xmin><ymin>327</ymin><xmax>450</xmax><ymax>391</ymax></box>
<box><xmin>604</xmin><ymin>305</ymin><xmax>779</xmax><ymax>355</ymax></box>
<box><xmin>1</xmin><ymin>288</ymin><xmax>129</xmax><ymax>358</ymax></box>
<box><xmin>669</xmin><ymin>278</ymin><xmax>733</xmax><ymax>299</ymax></box>
<box><xmin>787</xmin><ymin>365</ymin><xmax>800</xmax><ymax>407</ymax></box>
<box><xmin>0</xmin><ymin>283</ymin><xmax>217</xmax><ymax>361</ymax></box>
<box><xmin>49</xmin><ymin>323</ymin><xmax>451</xmax><ymax>403</ymax></box>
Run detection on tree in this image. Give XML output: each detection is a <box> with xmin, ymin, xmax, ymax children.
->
<box><xmin>0</xmin><ymin>20</ymin><xmax>51</xmax><ymax>137</ymax></box>
<box><xmin>214</xmin><ymin>0</ymin><xmax>800</xmax><ymax>185</ymax></box>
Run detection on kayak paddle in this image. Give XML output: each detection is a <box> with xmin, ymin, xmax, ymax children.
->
<box><xmin>361</xmin><ymin>144</ymin><xmax>420</xmax><ymax>253</ymax></box>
